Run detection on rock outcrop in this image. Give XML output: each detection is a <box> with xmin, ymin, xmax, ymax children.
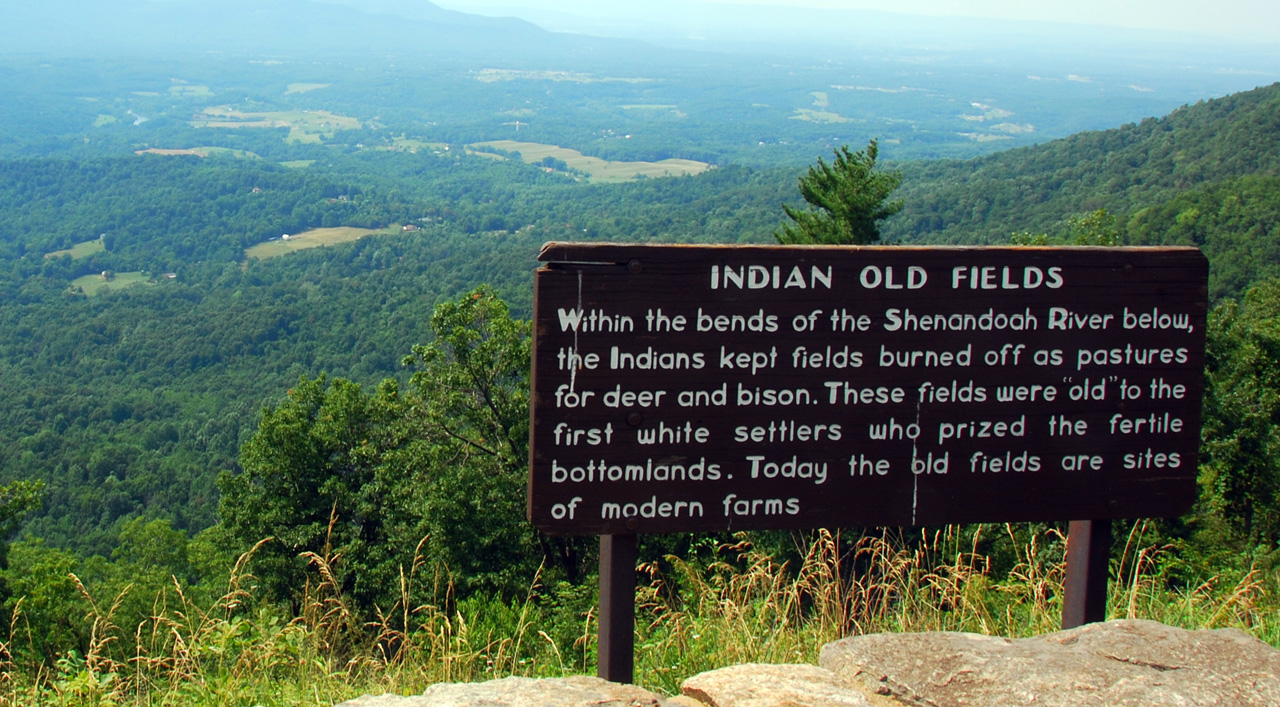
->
<box><xmin>820</xmin><ymin>618</ymin><xmax>1280</xmax><ymax>706</ymax></box>
<box><xmin>681</xmin><ymin>663</ymin><xmax>873</xmax><ymax>707</ymax></box>
<box><xmin>334</xmin><ymin>676</ymin><xmax>669</xmax><ymax>707</ymax></box>
<box><xmin>336</xmin><ymin>620</ymin><xmax>1280</xmax><ymax>707</ymax></box>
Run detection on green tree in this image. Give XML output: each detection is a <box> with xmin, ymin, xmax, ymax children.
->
<box><xmin>1199</xmin><ymin>278</ymin><xmax>1280</xmax><ymax>554</ymax></box>
<box><xmin>402</xmin><ymin>286</ymin><xmax>584</xmax><ymax>593</ymax></box>
<box><xmin>2</xmin><ymin>541</ymin><xmax>86</xmax><ymax>662</ymax></box>
<box><xmin>775</xmin><ymin>139</ymin><xmax>903</xmax><ymax>245</ymax></box>
<box><xmin>217</xmin><ymin>287</ymin><xmax>573</xmax><ymax>614</ymax></box>
<box><xmin>0</xmin><ymin>480</ymin><xmax>43</xmax><ymax>618</ymax></box>
<box><xmin>217</xmin><ymin>375</ymin><xmax>408</xmax><ymax>608</ymax></box>
<box><xmin>1010</xmin><ymin>209</ymin><xmax>1121</xmax><ymax>246</ymax></box>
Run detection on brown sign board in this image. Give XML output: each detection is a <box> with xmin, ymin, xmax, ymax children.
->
<box><xmin>528</xmin><ymin>244</ymin><xmax>1208</xmax><ymax>535</ymax></box>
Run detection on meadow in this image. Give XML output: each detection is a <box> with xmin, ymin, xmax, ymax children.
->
<box><xmin>191</xmin><ymin>107</ymin><xmax>361</xmax><ymax>144</ymax></box>
<box><xmin>244</xmin><ymin>227</ymin><xmax>398</xmax><ymax>260</ymax></box>
<box><xmin>168</xmin><ymin>84</ymin><xmax>214</xmax><ymax>97</ymax></box>
<box><xmin>44</xmin><ymin>239</ymin><xmax>104</xmax><ymax>261</ymax></box>
<box><xmin>469</xmin><ymin>140</ymin><xmax>710</xmax><ymax>182</ymax></box>
<box><xmin>133</xmin><ymin>147</ymin><xmax>259</xmax><ymax>159</ymax></box>
<box><xmin>68</xmin><ymin>271</ymin><xmax>155</xmax><ymax>296</ymax></box>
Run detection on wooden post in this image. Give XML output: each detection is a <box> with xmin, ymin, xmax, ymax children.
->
<box><xmin>1062</xmin><ymin>519</ymin><xmax>1111</xmax><ymax>629</ymax></box>
<box><xmin>598</xmin><ymin>533</ymin><xmax>637</xmax><ymax>684</ymax></box>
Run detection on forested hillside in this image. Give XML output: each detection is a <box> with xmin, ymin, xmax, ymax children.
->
<box><xmin>890</xmin><ymin>82</ymin><xmax>1280</xmax><ymax>299</ymax></box>
<box><xmin>0</xmin><ymin>151</ymin><xmax>793</xmax><ymax>554</ymax></box>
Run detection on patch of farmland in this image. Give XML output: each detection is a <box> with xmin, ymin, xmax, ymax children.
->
<box><xmin>170</xmin><ymin>85</ymin><xmax>214</xmax><ymax>97</ymax></box>
<box><xmin>475</xmin><ymin>69</ymin><xmax>651</xmax><ymax>84</ymax></box>
<box><xmin>469</xmin><ymin>140</ymin><xmax>710</xmax><ymax>182</ymax></box>
<box><xmin>790</xmin><ymin>108</ymin><xmax>855</xmax><ymax>124</ymax></box>
<box><xmin>70</xmin><ymin>271</ymin><xmax>154</xmax><ymax>296</ymax></box>
<box><xmin>381</xmin><ymin>138</ymin><xmax>450</xmax><ymax>153</ymax></box>
<box><xmin>46</xmin><ymin>238</ymin><xmax>105</xmax><ymax>260</ymax></box>
<box><xmin>244</xmin><ymin>227</ymin><xmax>395</xmax><ymax>260</ymax></box>
<box><xmin>133</xmin><ymin>147</ymin><xmax>260</xmax><ymax>158</ymax></box>
<box><xmin>285</xmin><ymin>83</ymin><xmax>331</xmax><ymax>94</ymax></box>
<box><xmin>191</xmin><ymin>106</ymin><xmax>361</xmax><ymax>143</ymax></box>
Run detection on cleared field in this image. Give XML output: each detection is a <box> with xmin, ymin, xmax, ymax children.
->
<box><xmin>191</xmin><ymin>107</ymin><xmax>361</xmax><ymax>143</ymax></box>
<box><xmin>959</xmin><ymin>132</ymin><xmax>1015</xmax><ymax>143</ymax></box>
<box><xmin>285</xmin><ymin>83</ymin><xmax>330</xmax><ymax>94</ymax></box>
<box><xmin>46</xmin><ymin>238</ymin><xmax>105</xmax><ymax>260</ymax></box>
<box><xmin>70</xmin><ymin>271</ymin><xmax>153</xmax><ymax>296</ymax></box>
<box><xmin>475</xmin><ymin>69</ymin><xmax>651</xmax><ymax>84</ymax></box>
<box><xmin>469</xmin><ymin>140</ymin><xmax>710</xmax><ymax>182</ymax></box>
<box><xmin>170</xmin><ymin>85</ymin><xmax>214</xmax><ymax>97</ymax></box>
<box><xmin>93</xmin><ymin>114</ymin><xmax>118</xmax><ymax>127</ymax></box>
<box><xmin>790</xmin><ymin>108</ymin><xmax>855</xmax><ymax>124</ymax></box>
<box><xmin>380</xmin><ymin>138</ymin><xmax>449</xmax><ymax>153</ymax></box>
<box><xmin>136</xmin><ymin>148</ymin><xmax>203</xmax><ymax>156</ymax></box>
<box><xmin>280</xmin><ymin>160</ymin><xmax>315</xmax><ymax>169</ymax></box>
<box><xmin>245</xmin><ymin>227</ymin><xmax>394</xmax><ymax>260</ymax></box>
<box><xmin>134</xmin><ymin>147</ymin><xmax>260</xmax><ymax>158</ymax></box>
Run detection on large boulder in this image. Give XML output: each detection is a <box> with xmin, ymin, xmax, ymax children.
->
<box><xmin>820</xmin><ymin>618</ymin><xmax>1280</xmax><ymax>706</ymax></box>
<box><xmin>334</xmin><ymin>675</ymin><xmax>668</xmax><ymax>707</ymax></box>
<box><xmin>681</xmin><ymin>663</ymin><xmax>874</xmax><ymax>707</ymax></box>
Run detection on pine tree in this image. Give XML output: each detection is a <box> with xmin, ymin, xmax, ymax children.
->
<box><xmin>776</xmin><ymin>139</ymin><xmax>903</xmax><ymax>245</ymax></box>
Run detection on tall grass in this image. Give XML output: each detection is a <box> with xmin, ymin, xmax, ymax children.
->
<box><xmin>2</xmin><ymin>523</ymin><xmax>1274</xmax><ymax>705</ymax></box>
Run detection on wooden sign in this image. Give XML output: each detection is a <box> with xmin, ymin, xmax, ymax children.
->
<box><xmin>528</xmin><ymin>244</ymin><xmax>1207</xmax><ymax>535</ymax></box>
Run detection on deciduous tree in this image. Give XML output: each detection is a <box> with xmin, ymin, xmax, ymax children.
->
<box><xmin>1200</xmin><ymin>278</ymin><xmax>1280</xmax><ymax>552</ymax></box>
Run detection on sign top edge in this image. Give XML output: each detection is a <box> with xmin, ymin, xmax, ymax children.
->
<box><xmin>536</xmin><ymin>241</ymin><xmax>1206</xmax><ymax>263</ymax></box>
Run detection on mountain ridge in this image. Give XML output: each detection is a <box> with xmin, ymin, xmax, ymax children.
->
<box><xmin>0</xmin><ymin>0</ymin><xmax>614</xmax><ymax>60</ymax></box>
<box><xmin>889</xmin><ymin>81</ymin><xmax>1280</xmax><ymax>245</ymax></box>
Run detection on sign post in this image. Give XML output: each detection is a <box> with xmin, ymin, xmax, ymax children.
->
<box><xmin>528</xmin><ymin>244</ymin><xmax>1207</xmax><ymax>682</ymax></box>
<box><xmin>597</xmin><ymin>534</ymin><xmax>637</xmax><ymax>683</ymax></box>
<box><xmin>1062</xmin><ymin>519</ymin><xmax>1113</xmax><ymax>628</ymax></box>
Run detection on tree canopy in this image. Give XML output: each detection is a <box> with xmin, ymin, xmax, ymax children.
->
<box><xmin>775</xmin><ymin>139</ymin><xmax>903</xmax><ymax>245</ymax></box>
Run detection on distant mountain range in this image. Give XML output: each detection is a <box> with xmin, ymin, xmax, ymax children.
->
<box><xmin>0</xmin><ymin>0</ymin><xmax>637</xmax><ymax>61</ymax></box>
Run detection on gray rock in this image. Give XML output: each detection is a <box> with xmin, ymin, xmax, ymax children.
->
<box><xmin>820</xmin><ymin>618</ymin><xmax>1280</xmax><ymax>706</ymax></box>
<box><xmin>334</xmin><ymin>696</ymin><xmax>404</xmax><ymax>707</ymax></box>
<box><xmin>681</xmin><ymin>663</ymin><xmax>874</xmax><ymax>707</ymax></box>
<box><xmin>334</xmin><ymin>676</ymin><xmax>667</xmax><ymax>707</ymax></box>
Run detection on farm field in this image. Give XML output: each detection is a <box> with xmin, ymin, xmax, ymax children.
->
<box><xmin>474</xmin><ymin>68</ymin><xmax>651</xmax><ymax>83</ymax></box>
<box><xmin>790</xmin><ymin>108</ymin><xmax>853</xmax><ymax>123</ymax></box>
<box><xmin>69</xmin><ymin>271</ymin><xmax>155</xmax><ymax>296</ymax></box>
<box><xmin>191</xmin><ymin>107</ymin><xmax>361</xmax><ymax>143</ymax></box>
<box><xmin>469</xmin><ymin>140</ymin><xmax>710</xmax><ymax>181</ymax></box>
<box><xmin>244</xmin><ymin>226</ymin><xmax>396</xmax><ymax>260</ymax></box>
<box><xmin>380</xmin><ymin>137</ymin><xmax>450</xmax><ymax>154</ymax></box>
<box><xmin>45</xmin><ymin>238</ymin><xmax>105</xmax><ymax>260</ymax></box>
<box><xmin>285</xmin><ymin>82</ymin><xmax>330</xmax><ymax>94</ymax></box>
<box><xmin>134</xmin><ymin>147</ymin><xmax>260</xmax><ymax>158</ymax></box>
<box><xmin>169</xmin><ymin>84</ymin><xmax>214</xmax><ymax>97</ymax></box>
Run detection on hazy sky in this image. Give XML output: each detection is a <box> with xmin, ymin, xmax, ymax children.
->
<box><xmin>435</xmin><ymin>0</ymin><xmax>1280</xmax><ymax>44</ymax></box>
